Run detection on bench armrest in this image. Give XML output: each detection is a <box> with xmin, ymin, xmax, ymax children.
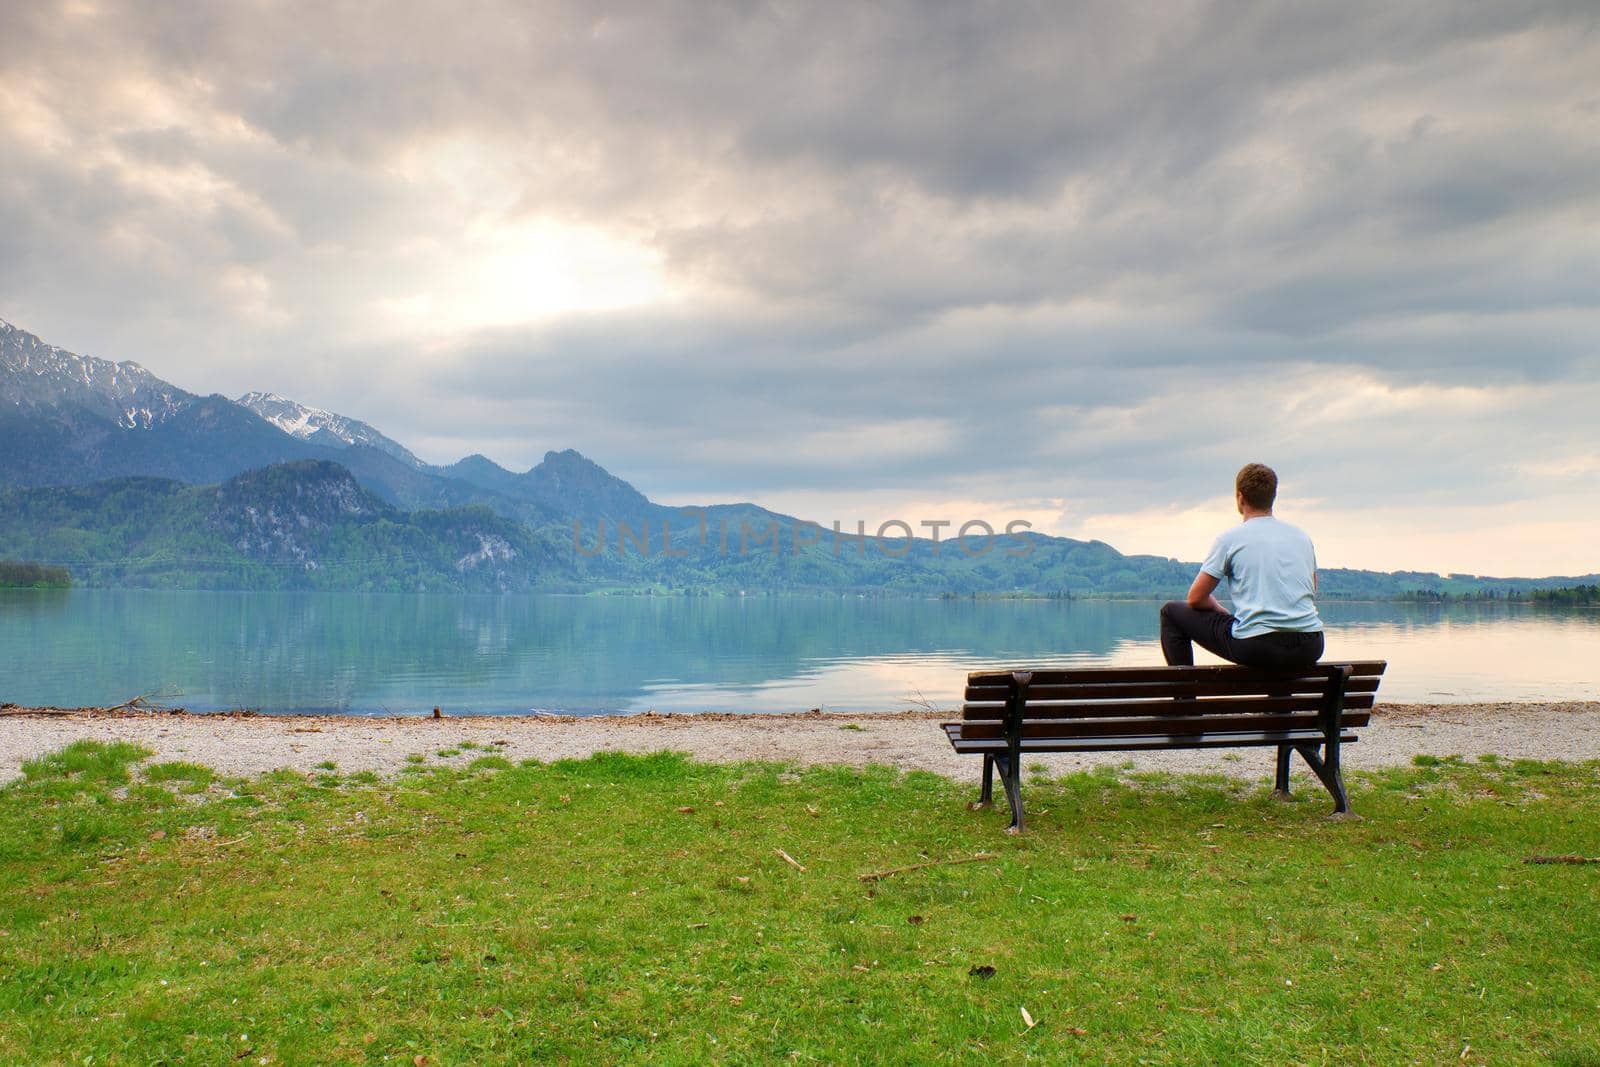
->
<box><xmin>1319</xmin><ymin>664</ymin><xmax>1353</xmax><ymax>735</ymax></box>
<box><xmin>1006</xmin><ymin>671</ymin><xmax>1033</xmax><ymax>763</ymax></box>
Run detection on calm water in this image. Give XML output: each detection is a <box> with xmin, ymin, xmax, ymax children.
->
<box><xmin>1</xmin><ymin>590</ymin><xmax>1596</xmax><ymax>715</ymax></box>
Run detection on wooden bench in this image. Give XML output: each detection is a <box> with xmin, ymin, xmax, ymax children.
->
<box><xmin>943</xmin><ymin>661</ymin><xmax>1386</xmax><ymax>832</ymax></box>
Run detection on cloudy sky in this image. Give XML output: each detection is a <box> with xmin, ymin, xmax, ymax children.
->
<box><xmin>3</xmin><ymin>1</ymin><xmax>1598</xmax><ymax>576</ymax></box>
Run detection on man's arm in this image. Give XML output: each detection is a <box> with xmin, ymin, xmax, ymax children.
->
<box><xmin>1186</xmin><ymin>571</ymin><xmax>1228</xmax><ymax>613</ymax></box>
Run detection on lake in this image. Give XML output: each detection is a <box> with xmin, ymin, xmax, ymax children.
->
<box><xmin>2</xmin><ymin>590</ymin><xmax>1596</xmax><ymax>715</ymax></box>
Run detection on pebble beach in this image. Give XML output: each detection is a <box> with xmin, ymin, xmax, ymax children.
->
<box><xmin>4</xmin><ymin>701</ymin><xmax>1598</xmax><ymax>785</ymax></box>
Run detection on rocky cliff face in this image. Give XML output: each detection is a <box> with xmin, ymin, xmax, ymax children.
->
<box><xmin>208</xmin><ymin>461</ymin><xmax>391</xmax><ymax>565</ymax></box>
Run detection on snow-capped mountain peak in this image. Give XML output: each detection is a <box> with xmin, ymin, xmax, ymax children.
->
<box><xmin>235</xmin><ymin>391</ymin><xmax>422</xmax><ymax>469</ymax></box>
<box><xmin>236</xmin><ymin>391</ymin><xmax>333</xmax><ymax>439</ymax></box>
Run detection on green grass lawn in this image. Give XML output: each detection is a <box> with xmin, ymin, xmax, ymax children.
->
<box><xmin>2</xmin><ymin>742</ymin><xmax>1598</xmax><ymax>1065</ymax></box>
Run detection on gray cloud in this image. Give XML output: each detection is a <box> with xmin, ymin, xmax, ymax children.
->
<box><xmin>1</xmin><ymin>0</ymin><xmax>1598</xmax><ymax>571</ymax></box>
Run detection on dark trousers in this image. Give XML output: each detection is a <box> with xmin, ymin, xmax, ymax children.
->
<box><xmin>1159</xmin><ymin>601</ymin><xmax>1324</xmax><ymax>669</ymax></box>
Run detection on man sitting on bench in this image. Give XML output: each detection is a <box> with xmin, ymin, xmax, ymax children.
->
<box><xmin>1159</xmin><ymin>463</ymin><xmax>1324</xmax><ymax>670</ymax></box>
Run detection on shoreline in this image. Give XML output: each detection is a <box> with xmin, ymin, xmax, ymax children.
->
<box><xmin>4</xmin><ymin>701</ymin><xmax>1598</xmax><ymax>786</ymax></box>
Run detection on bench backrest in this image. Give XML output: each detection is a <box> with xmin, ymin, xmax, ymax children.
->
<box><xmin>959</xmin><ymin>661</ymin><xmax>1387</xmax><ymax>741</ymax></box>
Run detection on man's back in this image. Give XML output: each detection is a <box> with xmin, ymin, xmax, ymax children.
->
<box><xmin>1202</xmin><ymin>516</ymin><xmax>1322</xmax><ymax>638</ymax></box>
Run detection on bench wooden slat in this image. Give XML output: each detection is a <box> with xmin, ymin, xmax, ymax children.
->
<box><xmin>961</xmin><ymin>694</ymin><xmax>1374</xmax><ymax>720</ymax></box>
<box><xmin>962</xmin><ymin>692</ymin><xmax>1379</xmax><ymax>710</ymax></box>
<box><xmin>943</xmin><ymin>720</ymin><xmax>1356</xmax><ymax>742</ymax></box>
<box><xmin>952</xmin><ymin>710</ymin><xmax>1371</xmax><ymax>741</ymax></box>
<box><xmin>966</xmin><ymin>660</ymin><xmax>1386</xmax><ymax>688</ymax></box>
<box><xmin>956</xmin><ymin>711</ymin><xmax>1374</xmax><ymax>733</ymax></box>
<box><xmin>943</xmin><ymin>725</ymin><xmax>1356</xmax><ymax>754</ymax></box>
<box><xmin>961</xmin><ymin>694</ymin><xmax>1375</xmax><ymax>718</ymax></box>
<box><xmin>964</xmin><ymin>676</ymin><xmax>1381</xmax><ymax>702</ymax></box>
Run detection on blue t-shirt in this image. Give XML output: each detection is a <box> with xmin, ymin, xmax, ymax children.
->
<box><xmin>1200</xmin><ymin>516</ymin><xmax>1323</xmax><ymax>639</ymax></box>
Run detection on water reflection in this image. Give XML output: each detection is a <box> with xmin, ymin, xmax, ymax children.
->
<box><xmin>1</xmin><ymin>590</ymin><xmax>1594</xmax><ymax>714</ymax></box>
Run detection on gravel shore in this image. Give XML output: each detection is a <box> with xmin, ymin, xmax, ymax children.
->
<box><xmin>4</xmin><ymin>702</ymin><xmax>1598</xmax><ymax>785</ymax></box>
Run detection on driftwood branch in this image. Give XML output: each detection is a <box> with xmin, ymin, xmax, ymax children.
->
<box><xmin>2</xmin><ymin>702</ymin><xmax>145</xmax><ymax>717</ymax></box>
<box><xmin>0</xmin><ymin>704</ymin><xmax>64</xmax><ymax>716</ymax></box>
<box><xmin>101</xmin><ymin>694</ymin><xmax>158</xmax><ymax>713</ymax></box>
<box><xmin>0</xmin><ymin>692</ymin><xmax>190</xmax><ymax>716</ymax></box>
<box><xmin>859</xmin><ymin>853</ymin><xmax>999</xmax><ymax>883</ymax></box>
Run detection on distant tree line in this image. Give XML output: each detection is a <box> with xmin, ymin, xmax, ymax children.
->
<box><xmin>1529</xmin><ymin>584</ymin><xmax>1600</xmax><ymax>606</ymax></box>
<box><xmin>1396</xmin><ymin>584</ymin><xmax>1599</xmax><ymax>605</ymax></box>
<box><xmin>0</xmin><ymin>560</ymin><xmax>72</xmax><ymax>589</ymax></box>
<box><xmin>1395</xmin><ymin>589</ymin><xmax>1512</xmax><ymax>602</ymax></box>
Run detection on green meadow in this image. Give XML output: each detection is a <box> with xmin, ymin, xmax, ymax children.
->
<box><xmin>2</xmin><ymin>742</ymin><xmax>1597</xmax><ymax>1064</ymax></box>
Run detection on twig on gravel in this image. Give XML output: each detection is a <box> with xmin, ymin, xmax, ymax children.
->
<box><xmin>97</xmin><ymin>687</ymin><xmax>185</xmax><ymax>714</ymax></box>
<box><xmin>859</xmin><ymin>853</ymin><xmax>999</xmax><ymax>882</ymax></box>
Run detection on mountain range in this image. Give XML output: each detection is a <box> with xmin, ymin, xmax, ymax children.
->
<box><xmin>3</xmin><ymin>316</ymin><xmax>1594</xmax><ymax>596</ymax></box>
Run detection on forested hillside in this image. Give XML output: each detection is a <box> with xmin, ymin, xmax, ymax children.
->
<box><xmin>4</xmin><ymin>461</ymin><xmax>1596</xmax><ymax>597</ymax></box>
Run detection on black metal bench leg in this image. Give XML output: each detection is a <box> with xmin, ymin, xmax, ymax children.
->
<box><xmin>1294</xmin><ymin>742</ymin><xmax>1358</xmax><ymax>820</ymax></box>
<box><xmin>1272</xmin><ymin>744</ymin><xmax>1292</xmax><ymax>799</ymax></box>
<box><xmin>996</xmin><ymin>755</ymin><xmax>1026</xmax><ymax>834</ymax></box>
<box><xmin>969</xmin><ymin>754</ymin><xmax>995</xmax><ymax>810</ymax></box>
<box><xmin>1322</xmin><ymin>740</ymin><xmax>1354</xmax><ymax>819</ymax></box>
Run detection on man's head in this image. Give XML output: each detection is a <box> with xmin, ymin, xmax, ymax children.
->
<box><xmin>1235</xmin><ymin>463</ymin><xmax>1278</xmax><ymax>515</ymax></box>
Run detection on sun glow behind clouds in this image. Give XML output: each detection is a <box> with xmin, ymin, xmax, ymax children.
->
<box><xmin>376</xmin><ymin>216</ymin><xmax>673</xmax><ymax>335</ymax></box>
<box><xmin>374</xmin><ymin>135</ymin><xmax>675</xmax><ymax>335</ymax></box>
